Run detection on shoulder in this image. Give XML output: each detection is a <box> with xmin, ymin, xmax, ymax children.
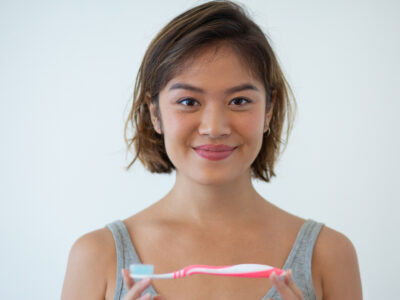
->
<box><xmin>314</xmin><ymin>225</ymin><xmax>359</xmax><ymax>272</ymax></box>
<box><xmin>313</xmin><ymin>225</ymin><xmax>363</xmax><ymax>300</ymax></box>
<box><xmin>61</xmin><ymin>227</ymin><xmax>116</xmax><ymax>300</ymax></box>
<box><xmin>69</xmin><ymin>227</ymin><xmax>116</xmax><ymax>268</ymax></box>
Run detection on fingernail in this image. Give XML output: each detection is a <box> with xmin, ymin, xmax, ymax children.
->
<box><xmin>142</xmin><ymin>277</ymin><xmax>151</xmax><ymax>285</ymax></box>
<box><xmin>270</xmin><ymin>271</ymin><xmax>276</xmax><ymax>280</ymax></box>
<box><xmin>287</xmin><ymin>269</ymin><xmax>293</xmax><ymax>281</ymax></box>
<box><xmin>121</xmin><ymin>269</ymin><xmax>128</xmax><ymax>279</ymax></box>
<box><xmin>142</xmin><ymin>293</ymin><xmax>151</xmax><ymax>300</ymax></box>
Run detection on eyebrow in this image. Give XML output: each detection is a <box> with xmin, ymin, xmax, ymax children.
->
<box><xmin>168</xmin><ymin>83</ymin><xmax>260</xmax><ymax>94</ymax></box>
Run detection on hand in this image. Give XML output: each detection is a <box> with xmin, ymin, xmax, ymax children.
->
<box><xmin>268</xmin><ymin>269</ymin><xmax>303</xmax><ymax>300</ymax></box>
<box><xmin>121</xmin><ymin>269</ymin><xmax>163</xmax><ymax>300</ymax></box>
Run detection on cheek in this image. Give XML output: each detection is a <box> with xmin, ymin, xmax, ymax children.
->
<box><xmin>236</xmin><ymin>111</ymin><xmax>265</xmax><ymax>137</ymax></box>
<box><xmin>161</xmin><ymin>110</ymin><xmax>195</xmax><ymax>147</ymax></box>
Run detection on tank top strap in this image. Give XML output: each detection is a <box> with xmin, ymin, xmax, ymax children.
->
<box><xmin>105</xmin><ymin>220</ymin><xmax>136</xmax><ymax>299</ymax></box>
<box><xmin>264</xmin><ymin>219</ymin><xmax>324</xmax><ymax>300</ymax></box>
<box><xmin>105</xmin><ymin>220</ymin><xmax>157</xmax><ymax>300</ymax></box>
<box><xmin>285</xmin><ymin>219</ymin><xmax>324</xmax><ymax>300</ymax></box>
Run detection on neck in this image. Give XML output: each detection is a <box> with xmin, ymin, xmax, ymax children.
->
<box><xmin>159</xmin><ymin>170</ymin><xmax>268</xmax><ymax>227</ymax></box>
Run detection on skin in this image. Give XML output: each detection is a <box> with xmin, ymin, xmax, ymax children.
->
<box><xmin>147</xmin><ymin>45</ymin><xmax>274</xmax><ymax>226</ymax></box>
<box><xmin>61</xmin><ymin>45</ymin><xmax>362</xmax><ymax>299</ymax></box>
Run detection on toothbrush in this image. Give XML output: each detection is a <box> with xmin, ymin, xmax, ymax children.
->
<box><xmin>129</xmin><ymin>264</ymin><xmax>285</xmax><ymax>280</ymax></box>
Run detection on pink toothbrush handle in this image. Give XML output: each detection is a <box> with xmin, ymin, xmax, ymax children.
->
<box><xmin>173</xmin><ymin>264</ymin><xmax>285</xmax><ymax>279</ymax></box>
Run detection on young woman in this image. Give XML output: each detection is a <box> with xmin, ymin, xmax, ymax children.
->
<box><xmin>61</xmin><ymin>1</ymin><xmax>362</xmax><ymax>299</ymax></box>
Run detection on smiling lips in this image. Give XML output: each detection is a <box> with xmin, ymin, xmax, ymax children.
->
<box><xmin>193</xmin><ymin>144</ymin><xmax>236</xmax><ymax>161</ymax></box>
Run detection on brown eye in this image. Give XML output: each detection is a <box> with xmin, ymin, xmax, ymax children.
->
<box><xmin>230</xmin><ymin>97</ymin><xmax>252</xmax><ymax>106</ymax></box>
<box><xmin>177</xmin><ymin>98</ymin><xmax>199</xmax><ymax>106</ymax></box>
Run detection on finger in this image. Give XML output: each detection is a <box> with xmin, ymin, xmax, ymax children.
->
<box><xmin>124</xmin><ymin>277</ymin><xmax>152</xmax><ymax>299</ymax></box>
<box><xmin>122</xmin><ymin>269</ymin><xmax>135</xmax><ymax>290</ymax></box>
<box><xmin>285</xmin><ymin>269</ymin><xmax>303</xmax><ymax>299</ymax></box>
<box><xmin>153</xmin><ymin>295</ymin><xmax>163</xmax><ymax>300</ymax></box>
<box><xmin>138</xmin><ymin>293</ymin><xmax>152</xmax><ymax>300</ymax></box>
<box><xmin>271</xmin><ymin>272</ymin><xmax>297</xmax><ymax>299</ymax></box>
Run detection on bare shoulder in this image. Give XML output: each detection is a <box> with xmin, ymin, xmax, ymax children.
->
<box><xmin>61</xmin><ymin>228</ymin><xmax>116</xmax><ymax>300</ymax></box>
<box><xmin>313</xmin><ymin>225</ymin><xmax>363</xmax><ymax>300</ymax></box>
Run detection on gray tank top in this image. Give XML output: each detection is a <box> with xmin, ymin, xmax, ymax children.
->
<box><xmin>105</xmin><ymin>219</ymin><xmax>323</xmax><ymax>300</ymax></box>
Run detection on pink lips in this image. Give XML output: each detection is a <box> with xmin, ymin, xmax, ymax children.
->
<box><xmin>193</xmin><ymin>144</ymin><xmax>236</xmax><ymax>161</ymax></box>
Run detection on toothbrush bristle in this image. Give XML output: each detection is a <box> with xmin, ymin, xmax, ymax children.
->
<box><xmin>129</xmin><ymin>264</ymin><xmax>154</xmax><ymax>275</ymax></box>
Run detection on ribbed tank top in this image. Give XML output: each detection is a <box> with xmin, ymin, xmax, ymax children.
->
<box><xmin>105</xmin><ymin>219</ymin><xmax>324</xmax><ymax>300</ymax></box>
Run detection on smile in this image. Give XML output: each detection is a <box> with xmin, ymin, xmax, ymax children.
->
<box><xmin>194</xmin><ymin>148</ymin><xmax>236</xmax><ymax>161</ymax></box>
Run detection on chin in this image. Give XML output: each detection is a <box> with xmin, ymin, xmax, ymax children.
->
<box><xmin>190</xmin><ymin>170</ymin><xmax>239</xmax><ymax>186</ymax></box>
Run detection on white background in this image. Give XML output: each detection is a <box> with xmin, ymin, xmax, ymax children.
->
<box><xmin>1</xmin><ymin>0</ymin><xmax>399</xmax><ymax>299</ymax></box>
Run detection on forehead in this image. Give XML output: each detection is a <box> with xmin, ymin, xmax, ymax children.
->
<box><xmin>166</xmin><ymin>45</ymin><xmax>263</xmax><ymax>90</ymax></box>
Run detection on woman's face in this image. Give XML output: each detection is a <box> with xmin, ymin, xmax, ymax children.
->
<box><xmin>148</xmin><ymin>45</ymin><xmax>274</xmax><ymax>185</ymax></box>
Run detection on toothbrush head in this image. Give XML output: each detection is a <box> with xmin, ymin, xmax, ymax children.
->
<box><xmin>129</xmin><ymin>264</ymin><xmax>154</xmax><ymax>279</ymax></box>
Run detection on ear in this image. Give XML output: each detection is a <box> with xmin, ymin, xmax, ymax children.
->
<box><xmin>264</xmin><ymin>89</ymin><xmax>277</xmax><ymax>133</ymax></box>
<box><xmin>145</xmin><ymin>93</ymin><xmax>162</xmax><ymax>135</ymax></box>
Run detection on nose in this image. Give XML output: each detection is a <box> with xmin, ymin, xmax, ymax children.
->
<box><xmin>198</xmin><ymin>102</ymin><xmax>231</xmax><ymax>138</ymax></box>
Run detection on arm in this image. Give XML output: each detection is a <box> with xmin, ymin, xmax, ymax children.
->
<box><xmin>61</xmin><ymin>229</ymin><xmax>113</xmax><ymax>300</ymax></box>
<box><xmin>318</xmin><ymin>227</ymin><xmax>363</xmax><ymax>300</ymax></box>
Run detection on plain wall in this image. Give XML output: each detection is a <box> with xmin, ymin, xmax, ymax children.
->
<box><xmin>1</xmin><ymin>0</ymin><xmax>399</xmax><ymax>299</ymax></box>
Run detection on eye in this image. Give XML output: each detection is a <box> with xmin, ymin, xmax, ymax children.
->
<box><xmin>230</xmin><ymin>97</ymin><xmax>252</xmax><ymax>106</ymax></box>
<box><xmin>177</xmin><ymin>97</ymin><xmax>199</xmax><ymax>107</ymax></box>
<box><xmin>177</xmin><ymin>97</ymin><xmax>252</xmax><ymax>107</ymax></box>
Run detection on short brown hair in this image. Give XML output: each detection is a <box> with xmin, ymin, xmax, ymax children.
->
<box><xmin>124</xmin><ymin>0</ymin><xmax>297</xmax><ymax>182</ymax></box>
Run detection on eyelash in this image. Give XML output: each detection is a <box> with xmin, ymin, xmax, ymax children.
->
<box><xmin>177</xmin><ymin>97</ymin><xmax>252</xmax><ymax>107</ymax></box>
